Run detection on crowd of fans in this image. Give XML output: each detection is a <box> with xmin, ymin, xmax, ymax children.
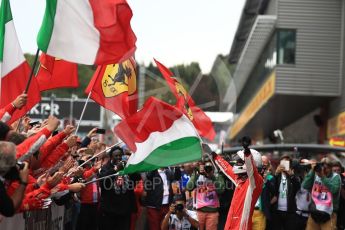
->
<box><xmin>1</xmin><ymin>94</ymin><xmax>345</xmax><ymax>230</ymax></box>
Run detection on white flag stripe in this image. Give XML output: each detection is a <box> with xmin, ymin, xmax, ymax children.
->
<box><xmin>47</xmin><ymin>0</ymin><xmax>100</xmax><ymax>64</ymax></box>
<box><xmin>1</xmin><ymin>21</ymin><xmax>25</xmax><ymax>78</ymax></box>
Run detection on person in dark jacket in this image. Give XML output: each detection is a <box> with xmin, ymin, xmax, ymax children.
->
<box><xmin>271</xmin><ymin>155</ymin><xmax>301</xmax><ymax>230</ymax></box>
<box><xmin>143</xmin><ymin>167</ymin><xmax>180</xmax><ymax>230</ymax></box>
<box><xmin>98</xmin><ymin>146</ymin><xmax>140</xmax><ymax>230</ymax></box>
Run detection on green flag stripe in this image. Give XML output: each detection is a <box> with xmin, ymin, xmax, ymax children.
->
<box><xmin>122</xmin><ymin>137</ymin><xmax>202</xmax><ymax>175</ymax></box>
<box><xmin>37</xmin><ymin>0</ymin><xmax>57</xmax><ymax>52</ymax></box>
<box><xmin>0</xmin><ymin>0</ymin><xmax>13</xmax><ymax>61</ymax></box>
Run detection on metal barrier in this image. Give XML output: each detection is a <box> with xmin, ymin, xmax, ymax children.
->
<box><xmin>0</xmin><ymin>203</ymin><xmax>67</xmax><ymax>230</ymax></box>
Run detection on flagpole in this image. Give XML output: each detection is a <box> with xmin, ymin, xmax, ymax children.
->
<box><xmin>74</xmin><ymin>65</ymin><xmax>103</xmax><ymax>134</ymax></box>
<box><xmin>84</xmin><ymin>172</ymin><xmax>120</xmax><ymax>185</ymax></box>
<box><xmin>65</xmin><ymin>141</ymin><xmax>123</xmax><ymax>177</ymax></box>
<box><xmin>74</xmin><ymin>91</ymin><xmax>91</xmax><ymax>134</ymax></box>
<box><xmin>78</xmin><ymin>141</ymin><xmax>123</xmax><ymax>168</ymax></box>
<box><xmin>25</xmin><ymin>49</ymin><xmax>40</xmax><ymax>93</ymax></box>
<box><xmin>16</xmin><ymin>49</ymin><xmax>40</xmax><ymax>132</ymax></box>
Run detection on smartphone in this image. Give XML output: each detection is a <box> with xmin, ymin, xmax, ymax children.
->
<box><xmin>96</xmin><ymin>128</ymin><xmax>106</xmax><ymax>134</ymax></box>
<box><xmin>29</xmin><ymin>121</ymin><xmax>40</xmax><ymax>127</ymax></box>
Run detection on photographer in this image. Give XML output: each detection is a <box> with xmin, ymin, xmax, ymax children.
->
<box><xmin>186</xmin><ymin>160</ymin><xmax>224</xmax><ymax>230</ymax></box>
<box><xmin>0</xmin><ymin>141</ymin><xmax>29</xmax><ymax>217</ymax></box>
<box><xmin>302</xmin><ymin>157</ymin><xmax>341</xmax><ymax>230</ymax></box>
<box><xmin>161</xmin><ymin>194</ymin><xmax>199</xmax><ymax>230</ymax></box>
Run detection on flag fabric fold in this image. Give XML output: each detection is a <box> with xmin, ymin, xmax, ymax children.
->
<box><xmin>37</xmin><ymin>0</ymin><xmax>136</xmax><ymax>65</ymax></box>
<box><xmin>115</xmin><ymin>97</ymin><xmax>202</xmax><ymax>174</ymax></box>
<box><xmin>154</xmin><ymin>59</ymin><xmax>216</xmax><ymax>141</ymax></box>
<box><xmin>36</xmin><ymin>53</ymin><xmax>79</xmax><ymax>91</ymax></box>
<box><xmin>85</xmin><ymin>57</ymin><xmax>137</xmax><ymax>119</ymax></box>
<box><xmin>0</xmin><ymin>0</ymin><xmax>40</xmax><ymax>123</ymax></box>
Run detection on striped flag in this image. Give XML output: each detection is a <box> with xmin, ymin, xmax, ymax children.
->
<box><xmin>37</xmin><ymin>0</ymin><xmax>136</xmax><ymax>65</ymax></box>
<box><xmin>115</xmin><ymin>97</ymin><xmax>202</xmax><ymax>174</ymax></box>
<box><xmin>0</xmin><ymin>0</ymin><xmax>40</xmax><ymax>123</ymax></box>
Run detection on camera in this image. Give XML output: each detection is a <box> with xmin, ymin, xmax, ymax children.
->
<box><xmin>241</xmin><ymin>136</ymin><xmax>251</xmax><ymax>149</ymax></box>
<box><xmin>4</xmin><ymin>162</ymin><xmax>25</xmax><ymax>181</ymax></box>
<box><xmin>175</xmin><ymin>203</ymin><xmax>184</xmax><ymax>212</ymax></box>
<box><xmin>204</xmin><ymin>165</ymin><xmax>213</xmax><ymax>173</ymax></box>
<box><xmin>16</xmin><ymin>162</ymin><xmax>25</xmax><ymax>170</ymax></box>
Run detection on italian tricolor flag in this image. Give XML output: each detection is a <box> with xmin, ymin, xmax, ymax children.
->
<box><xmin>115</xmin><ymin>97</ymin><xmax>202</xmax><ymax>174</ymax></box>
<box><xmin>37</xmin><ymin>0</ymin><xmax>136</xmax><ymax>65</ymax></box>
<box><xmin>0</xmin><ymin>0</ymin><xmax>40</xmax><ymax>123</ymax></box>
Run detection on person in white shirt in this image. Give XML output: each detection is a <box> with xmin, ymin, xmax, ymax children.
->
<box><xmin>161</xmin><ymin>195</ymin><xmax>199</xmax><ymax>230</ymax></box>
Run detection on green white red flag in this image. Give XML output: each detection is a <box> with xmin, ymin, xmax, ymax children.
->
<box><xmin>37</xmin><ymin>0</ymin><xmax>136</xmax><ymax>65</ymax></box>
<box><xmin>115</xmin><ymin>97</ymin><xmax>202</xmax><ymax>174</ymax></box>
<box><xmin>0</xmin><ymin>0</ymin><xmax>40</xmax><ymax>123</ymax></box>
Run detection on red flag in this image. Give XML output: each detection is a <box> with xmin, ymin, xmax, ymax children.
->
<box><xmin>154</xmin><ymin>59</ymin><xmax>216</xmax><ymax>141</ymax></box>
<box><xmin>85</xmin><ymin>57</ymin><xmax>137</xmax><ymax>119</ymax></box>
<box><xmin>36</xmin><ymin>53</ymin><xmax>79</xmax><ymax>91</ymax></box>
<box><xmin>0</xmin><ymin>62</ymin><xmax>41</xmax><ymax>124</ymax></box>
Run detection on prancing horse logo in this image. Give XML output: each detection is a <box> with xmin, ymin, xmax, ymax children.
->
<box><xmin>101</xmin><ymin>59</ymin><xmax>136</xmax><ymax>98</ymax></box>
<box><xmin>174</xmin><ymin>80</ymin><xmax>194</xmax><ymax>120</ymax></box>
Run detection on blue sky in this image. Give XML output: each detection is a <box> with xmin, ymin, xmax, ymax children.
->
<box><xmin>11</xmin><ymin>0</ymin><xmax>245</xmax><ymax>73</ymax></box>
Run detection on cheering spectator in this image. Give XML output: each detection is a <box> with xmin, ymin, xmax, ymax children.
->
<box><xmin>98</xmin><ymin>146</ymin><xmax>140</xmax><ymax>230</ymax></box>
<box><xmin>211</xmin><ymin>136</ymin><xmax>263</xmax><ymax>230</ymax></box>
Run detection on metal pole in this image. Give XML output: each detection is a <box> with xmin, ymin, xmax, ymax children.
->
<box><xmin>70</xmin><ymin>95</ymin><xmax>73</xmax><ymax>124</ymax></box>
<box><xmin>16</xmin><ymin>49</ymin><xmax>40</xmax><ymax>132</ymax></box>
<box><xmin>24</xmin><ymin>49</ymin><xmax>40</xmax><ymax>93</ymax></box>
<box><xmin>75</xmin><ymin>91</ymin><xmax>92</xmax><ymax>134</ymax></box>
<box><xmin>78</xmin><ymin>141</ymin><xmax>123</xmax><ymax>168</ymax></box>
<box><xmin>84</xmin><ymin>172</ymin><xmax>120</xmax><ymax>185</ymax></box>
<box><xmin>50</xmin><ymin>93</ymin><xmax>55</xmax><ymax>116</ymax></box>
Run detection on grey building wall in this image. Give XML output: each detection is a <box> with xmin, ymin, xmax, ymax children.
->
<box><xmin>281</xmin><ymin>109</ymin><xmax>319</xmax><ymax>143</ymax></box>
<box><xmin>265</xmin><ymin>0</ymin><xmax>277</xmax><ymax>15</ymax></box>
<box><xmin>275</xmin><ymin>0</ymin><xmax>342</xmax><ymax>96</ymax></box>
<box><xmin>329</xmin><ymin>0</ymin><xmax>345</xmax><ymax>117</ymax></box>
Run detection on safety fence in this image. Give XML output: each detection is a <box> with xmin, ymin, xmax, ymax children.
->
<box><xmin>0</xmin><ymin>203</ymin><xmax>70</xmax><ymax>230</ymax></box>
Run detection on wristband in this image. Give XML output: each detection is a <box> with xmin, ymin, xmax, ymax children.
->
<box><xmin>19</xmin><ymin>180</ymin><xmax>28</xmax><ymax>187</ymax></box>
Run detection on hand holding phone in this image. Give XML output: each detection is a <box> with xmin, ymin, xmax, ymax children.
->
<box><xmin>96</xmin><ymin>128</ymin><xmax>106</xmax><ymax>134</ymax></box>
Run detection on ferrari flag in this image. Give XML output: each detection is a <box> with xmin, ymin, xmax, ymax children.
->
<box><xmin>85</xmin><ymin>57</ymin><xmax>137</xmax><ymax>119</ymax></box>
<box><xmin>154</xmin><ymin>59</ymin><xmax>216</xmax><ymax>141</ymax></box>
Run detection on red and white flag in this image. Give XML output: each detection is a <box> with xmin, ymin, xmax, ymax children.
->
<box><xmin>37</xmin><ymin>0</ymin><xmax>136</xmax><ymax>65</ymax></box>
<box><xmin>0</xmin><ymin>0</ymin><xmax>40</xmax><ymax>123</ymax></box>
